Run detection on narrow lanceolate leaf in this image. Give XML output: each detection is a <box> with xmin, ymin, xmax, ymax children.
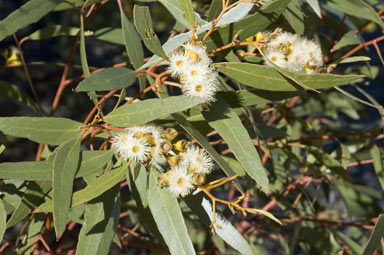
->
<box><xmin>53</xmin><ymin>138</ymin><xmax>81</xmax><ymax>238</ymax></box>
<box><xmin>178</xmin><ymin>0</ymin><xmax>195</xmax><ymax>26</ymax></box>
<box><xmin>309</xmin><ymin>146</ymin><xmax>353</xmax><ymax>182</ymax></box>
<box><xmin>0</xmin><ymin>81</ymin><xmax>39</xmax><ymax>115</ymax></box>
<box><xmin>76</xmin><ymin>185</ymin><xmax>120</xmax><ymax>255</ymax></box>
<box><xmin>284</xmin><ymin>0</ymin><xmax>304</xmax><ymax>35</ymax></box>
<box><xmin>362</xmin><ymin>214</ymin><xmax>384</xmax><ymax>255</ymax></box>
<box><xmin>0</xmin><ymin>117</ymin><xmax>83</xmax><ymax>145</ymax></box>
<box><xmin>133</xmin><ymin>6</ymin><xmax>167</xmax><ymax>59</ymax></box>
<box><xmin>36</xmin><ymin>164</ymin><xmax>129</xmax><ymax>212</ymax></box>
<box><xmin>327</xmin><ymin>0</ymin><xmax>384</xmax><ymax>29</ymax></box>
<box><xmin>0</xmin><ymin>161</ymin><xmax>52</xmax><ymax>180</ymax></box>
<box><xmin>0</xmin><ymin>0</ymin><xmax>63</xmax><ymax>41</ymax></box>
<box><xmin>76</xmin><ymin>67</ymin><xmax>137</xmax><ymax>92</ymax></box>
<box><xmin>305</xmin><ymin>0</ymin><xmax>322</xmax><ymax>18</ymax></box>
<box><xmin>104</xmin><ymin>96</ymin><xmax>204</xmax><ymax>127</ymax></box>
<box><xmin>23</xmin><ymin>25</ymin><xmax>79</xmax><ymax>41</ymax></box>
<box><xmin>331</xmin><ymin>31</ymin><xmax>360</xmax><ymax>52</ymax></box>
<box><xmin>7</xmin><ymin>181</ymin><xmax>51</xmax><ymax>228</ymax></box>
<box><xmin>215</xmin><ymin>63</ymin><xmax>363</xmax><ymax>91</ymax></box>
<box><xmin>76</xmin><ymin>150</ymin><xmax>113</xmax><ymax>177</ymax></box>
<box><xmin>0</xmin><ymin>199</ymin><xmax>6</xmax><ymax>241</ymax></box>
<box><xmin>203</xmin><ymin>97</ymin><xmax>269</xmax><ymax>189</ymax></box>
<box><xmin>172</xmin><ymin>113</ymin><xmax>244</xmax><ymax>193</ymax></box>
<box><xmin>203</xmin><ymin>0</ymin><xmax>291</xmax><ymax>51</ymax></box>
<box><xmin>147</xmin><ymin>170</ymin><xmax>196</xmax><ymax>255</ymax></box>
<box><xmin>0</xmin><ymin>150</ymin><xmax>112</xmax><ymax>180</ymax></box>
<box><xmin>184</xmin><ymin>193</ymin><xmax>253</xmax><ymax>255</ymax></box>
<box><xmin>370</xmin><ymin>145</ymin><xmax>384</xmax><ymax>190</ymax></box>
<box><xmin>120</xmin><ymin>8</ymin><xmax>144</xmax><ymax>70</ymax></box>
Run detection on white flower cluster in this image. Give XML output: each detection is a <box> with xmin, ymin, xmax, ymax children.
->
<box><xmin>160</xmin><ymin>145</ymin><xmax>214</xmax><ymax>197</ymax></box>
<box><xmin>168</xmin><ymin>42</ymin><xmax>218</xmax><ymax>102</ymax></box>
<box><xmin>262</xmin><ymin>31</ymin><xmax>324</xmax><ymax>74</ymax></box>
<box><xmin>111</xmin><ymin>124</ymin><xmax>215</xmax><ymax>198</ymax></box>
<box><xmin>111</xmin><ymin>124</ymin><xmax>174</xmax><ymax>169</ymax></box>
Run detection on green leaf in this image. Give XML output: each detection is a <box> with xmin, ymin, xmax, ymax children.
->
<box><xmin>6</xmin><ymin>181</ymin><xmax>51</xmax><ymax>228</ymax></box>
<box><xmin>215</xmin><ymin>62</ymin><xmax>363</xmax><ymax>91</ymax></box>
<box><xmin>0</xmin><ymin>117</ymin><xmax>83</xmax><ymax>145</ymax></box>
<box><xmin>0</xmin><ymin>80</ymin><xmax>39</xmax><ymax>115</ymax></box>
<box><xmin>76</xmin><ymin>67</ymin><xmax>137</xmax><ymax>92</ymax></box>
<box><xmin>184</xmin><ymin>193</ymin><xmax>254</xmax><ymax>255</ymax></box>
<box><xmin>53</xmin><ymin>138</ymin><xmax>81</xmax><ymax>238</ymax></box>
<box><xmin>133</xmin><ymin>6</ymin><xmax>167</xmax><ymax>59</ymax></box>
<box><xmin>104</xmin><ymin>96</ymin><xmax>204</xmax><ymax>127</ymax></box>
<box><xmin>76</xmin><ymin>150</ymin><xmax>114</xmax><ymax>177</ymax></box>
<box><xmin>334</xmin><ymin>230</ymin><xmax>363</xmax><ymax>254</ymax></box>
<box><xmin>336</xmin><ymin>183</ymin><xmax>382</xmax><ymax>218</ymax></box>
<box><xmin>36</xmin><ymin>164</ymin><xmax>129</xmax><ymax>212</ymax></box>
<box><xmin>93</xmin><ymin>28</ymin><xmax>124</xmax><ymax>45</ymax></box>
<box><xmin>1</xmin><ymin>180</ymin><xmax>26</xmax><ymax>215</ymax></box>
<box><xmin>172</xmin><ymin>113</ymin><xmax>244</xmax><ymax>193</ymax></box>
<box><xmin>120</xmin><ymin>9</ymin><xmax>145</xmax><ymax>71</ymax></box>
<box><xmin>53</xmin><ymin>0</ymin><xmax>101</xmax><ymax>11</ymax></box>
<box><xmin>0</xmin><ymin>0</ymin><xmax>63</xmax><ymax>41</ymax></box>
<box><xmin>0</xmin><ymin>199</ymin><xmax>6</xmax><ymax>241</ymax></box>
<box><xmin>178</xmin><ymin>0</ymin><xmax>195</xmax><ymax>27</ymax></box>
<box><xmin>284</xmin><ymin>0</ymin><xmax>304</xmax><ymax>35</ymax></box>
<box><xmin>305</xmin><ymin>0</ymin><xmax>322</xmax><ymax>18</ymax></box>
<box><xmin>202</xmin><ymin>97</ymin><xmax>269</xmax><ymax>190</ymax></box>
<box><xmin>143</xmin><ymin>1</ymin><xmax>257</xmax><ymax>68</ymax></box>
<box><xmin>0</xmin><ymin>150</ymin><xmax>113</xmax><ymax>180</ymax></box>
<box><xmin>309</xmin><ymin>146</ymin><xmax>353</xmax><ymax>182</ymax></box>
<box><xmin>23</xmin><ymin>25</ymin><xmax>79</xmax><ymax>41</ymax></box>
<box><xmin>370</xmin><ymin>145</ymin><xmax>384</xmax><ymax>190</ymax></box>
<box><xmin>338</xmin><ymin>56</ymin><xmax>371</xmax><ymax>64</ymax></box>
<box><xmin>0</xmin><ymin>160</ymin><xmax>52</xmax><ymax>180</ymax></box>
<box><xmin>331</xmin><ymin>31</ymin><xmax>361</xmax><ymax>52</ymax></box>
<box><xmin>207</xmin><ymin>0</ymin><xmax>222</xmax><ymax>21</ymax></box>
<box><xmin>16</xmin><ymin>213</ymin><xmax>46</xmax><ymax>255</ymax></box>
<box><xmin>76</xmin><ymin>185</ymin><xmax>120</xmax><ymax>255</ymax></box>
<box><xmin>203</xmin><ymin>0</ymin><xmax>291</xmax><ymax>51</ymax></box>
<box><xmin>158</xmin><ymin>0</ymin><xmax>205</xmax><ymax>29</ymax></box>
<box><xmin>327</xmin><ymin>0</ymin><xmax>384</xmax><ymax>29</ymax></box>
<box><xmin>147</xmin><ymin>169</ymin><xmax>195</xmax><ymax>255</ymax></box>
<box><xmin>362</xmin><ymin>214</ymin><xmax>384</xmax><ymax>255</ymax></box>
<box><xmin>127</xmin><ymin>165</ymin><xmax>165</xmax><ymax>243</ymax></box>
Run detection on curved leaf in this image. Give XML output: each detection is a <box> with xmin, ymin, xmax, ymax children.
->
<box><xmin>76</xmin><ymin>67</ymin><xmax>137</xmax><ymax>92</ymax></box>
<box><xmin>53</xmin><ymin>138</ymin><xmax>81</xmax><ymax>238</ymax></box>
<box><xmin>147</xmin><ymin>169</ymin><xmax>196</xmax><ymax>255</ymax></box>
<box><xmin>36</xmin><ymin>164</ymin><xmax>129</xmax><ymax>212</ymax></box>
<box><xmin>0</xmin><ymin>199</ymin><xmax>6</xmax><ymax>241</ymax></box>
<box><xmin>0</xmin><ymin>0</ymin><xmax>63</xmax><ymax>41</ymax></box>
<box><xmin>202</xmin><ymin>97</ymin><xmax>269</xmax><ymax>190</ymax></box>
<box><xmin>133</xmin><ymin>6</ymin><xmax>167</xmax><ymax>59</ymax></box>
<box><xmin>104</xmin><ymin>96</ymin><xmax>204</xmax><ymax>127</ymax></box>
<box><xmin>23</xmin><ymin>25</ymin><xmax>79</xmax><ymax>41</ymax></box>
<box><xmin>215</xmin><ymin>62</ymin><xmax>364</xmax><ymax>91</ymax></box>
<box><xmin>0</xmin><ymin>117</ymin><xmax>83</xmax><ymax>145</ymax></box>
<box><xmin>76</xmin><ymin>185</ymin><xmax>120</xmax><ymax>255</ymax></box>
<box><xmin>362</xmin><ymin>214</ymin><xmax>384</xmax><ymax>255</ymax></box>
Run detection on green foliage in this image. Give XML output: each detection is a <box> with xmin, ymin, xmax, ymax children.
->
<box><xmin>0</xmin><ymin>0</ymin><xmax>383</xmax><ymax>254</ymax></box>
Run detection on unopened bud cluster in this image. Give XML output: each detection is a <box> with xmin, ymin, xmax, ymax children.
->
<box><xmin>111</xmin><ymin>124</ymin><xmax>214</xmax><ymax>197</ymax></box>
<box><xmin>167</xmin><ymin>42</ymin><xmax>218</xmax><ymax>102</ymax></box>
<box><xmin>260</xmin><ymin>31</ymin><xmax>324</xmax><ymax>74</ymax></box>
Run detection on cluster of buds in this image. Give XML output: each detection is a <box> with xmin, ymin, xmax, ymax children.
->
<box><xmin>260</xmin><ymin>30</ymin><xmax>324</xmax><ymax>74</ymax></box>
<box><xmin>167</xmin><ymin>41</ymin><xmax>218</xmax><ymax>103</ymax></box>
<box><xmin>111</xmin><ymin>124</ymin><xmax>215</xmax><ymax>197</ymax></box>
